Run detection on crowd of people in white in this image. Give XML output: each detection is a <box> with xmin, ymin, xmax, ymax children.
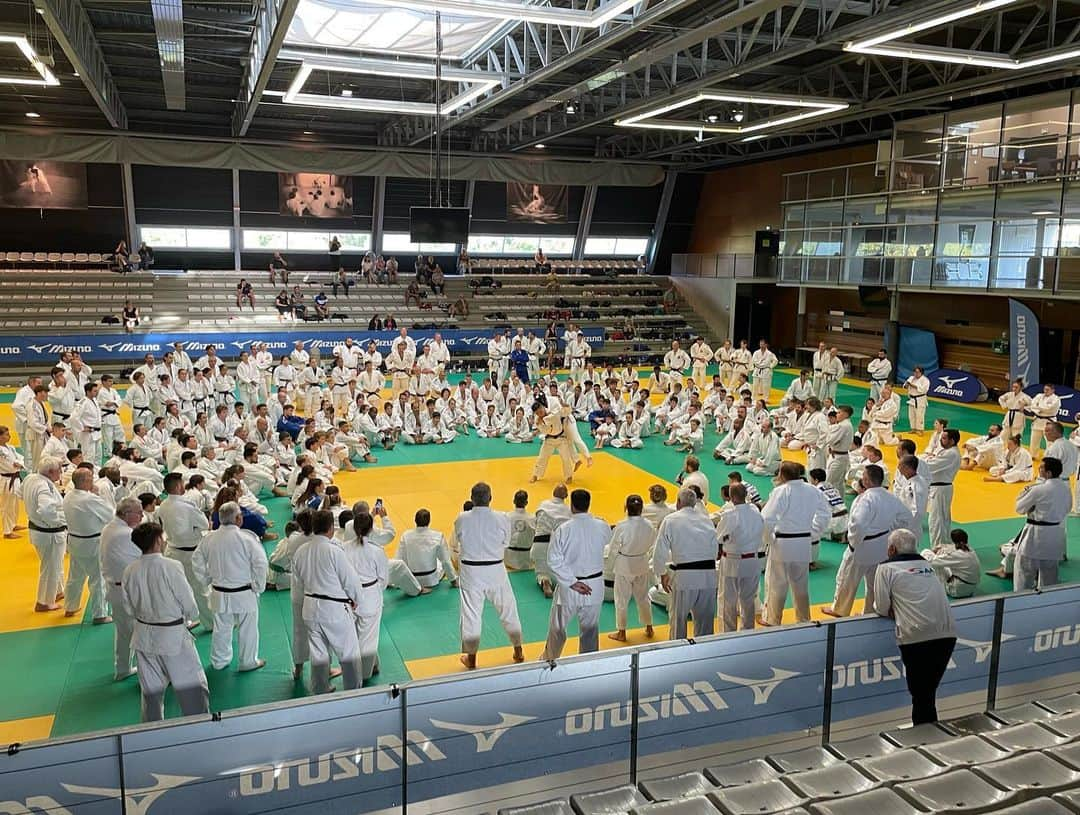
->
<box><xmin>0</xmin><ymin>328</ymin><xmax>1076</xmax><ymax>724</ymax></box>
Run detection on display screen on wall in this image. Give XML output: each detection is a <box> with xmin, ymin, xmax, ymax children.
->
<box><xmin>507</xmin><ymin>182</ymin><xmax>567</xmax><ymax>224</ymax></box>
<box><xmin>278</xmin><ymin>172</ymin><xmax>353</xmax><ymax>217</ymax></box>
<box><xmin>0</xmin><ymin>160</ymin><xmax>88</xmax><ymax>209</ymax></box>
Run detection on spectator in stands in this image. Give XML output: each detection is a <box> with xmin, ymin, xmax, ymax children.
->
<box><xmin>114</xmin><ymin>239</ymin><xmax>132</xmax><ymax>274</ymax></box>
<box><xmin>386</xmin><ymin>256</ymin><xmax>398</xmax><ymax>283</ymax></box>
<box><xmin>413</xmin><ymin>254</ymin><xmax>425</xmax><ymax>281</ymax></box>
<box><xmin>405</xmin><ymin>280</ymin><xmax>423</xmax><ymax>308</ymax></box>
<box><xmin>269</xmin><ymin>251</ymin><xmax>288</xmax><ymax>285</ymax></box>
<box><xmin>121</xmin><ymin>299</ymin><xmax>140</xmax><ymax>333</ymax></box>
<box><xmin>331</xmin><ymin>268</ymin><xmax>351</xmax><ymax>297</ymax></box>
<box><xmin>290</xmin><ymin>286</ymin><xmax>306</xmax><ymax>320</ymax></box>
<box><xmin>534</xmin><ymin>247</ymin><xmax>551</xmax><ymax>274</ymax></box>
<box><xmin>361</xmin><ymin>252</ymin><xmax>375</xmax><ymax>283</ymax></box>
<box><xmin>449</xmin><ymin>295</ymin><xmax>470</xmax><ymax>319</ymax></box>
<box><xmin>541</xmin><ymin>268</ymin><xmax>559</xmax><ymax>293</ymax></box>
<box><xmin>874</xmin><ymin>528</ymin><xmax>956</xmax><ymax>725</ymax></box>
<box><xmin>138</xmin><ymin>242</ymin><xmax>154</xmax><ymax>270</ymax></box>
<box><xmin>457</xmin><ymin>249</ymin><xmax>472</xmax><ymax>275</ymax></box>
<box><xmin>635</xmin><ymin>254</ymin><xmax>646</xmax><ymax>273</ymax></box>
<box><xmin>384</xmin><ymin>314</ymin><xmax>397</xmax><ymax>330</ymax></box>
<box><xmin>328</xmin><ymin>235</ymin><xmax>341</xmax><ymax>272</ymax></box>
<box><xmin>661</xmin><ymin>287</ymin><xmax>677</xmax><ymax>313</ymax></box>
<box><xmin>430</xmin><ymin>264</ymin><xmax>445</xmax><ymax>295</ymax></box>
<box><xmin>374</xmin><ymin>255</ymin><xmax>387</xmax><ymax>283</ymax></box>
<box><xmin>368</xmin><ymin>314</ymin><xmax>383</xmax><ymax>331</ymax></box>
<box><xmin>313</xmin><ymin>291</ymin><xmax>330</xmax><ymax>321</ymax></box>
<box><xmin>274</xmin><ymin>289</ymin><xmax>290</xmax><ymax>322</ymax></box>
<box><xmin>235</xmin><ymin>278</ymin><xmax>255</xmax><ymax>311</ymax></box>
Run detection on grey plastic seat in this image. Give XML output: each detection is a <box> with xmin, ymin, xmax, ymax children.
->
<box><xmin>972</xmin><ymin>752</ymin><xmax>1080</xmax><ymax>796</ymax></box>
<box><xmin>982</xmin><ymin>722</ymin><xmax>1069</xmax><ymax>752</ymax></box>
<box><xmin>704</xmin><ymin>759</ymin><xmax>780</xmax><ymax>788</ymax></box>
<box><xmin>500</xmin><ymin>800</ymin><xmax>576</xmax><ymax>815</ymax></box>
<box><xmin>782</xmin><ymin>763</ymin><xmax>876</xmax><ymax>800</ymax></box>
<box><xmin>809</xmin><ymin>788</ymin><xmax>922</xmax><ymax>815</ymax></box>
<box><xmin>991</xmin><ymin>702</ymin><xmax>1057</xmax><ymax>724</ymax></box>
<box><xmin>1053</xmin><ymin>789</ymin><xmax>1080</xmax><ymax>811</ymax></box>
<box><xmin>767</xmin><ymin>746</ymin><xmax>840</xmax><ymax>773</ymax></box>
<box><xmin>947</xmin><ymin>713</ymin><xmax>1006</xmax><ymax>735</ymax></box>
<box><xmin>571</xmin><ymin>786</ymin><xmax>647</xmax><ymax>815</ymax></box>
<box><xmin>918</xmin><ymin>734</ymin><xmax>1013</xmax><ymax>768</ymax></box>
<box><xmin>630</xmin><ymin>798</ymin><xmax>719</xmax><ymax>815</ymax></box>
<box><xmin>991</xmin><ymin>799</ymin><xmax>1071</xmax><ymax>814</ymax></box>
<box><xmin>895</xmin><ymin>768</ymin><xmax>1018</xmax><ymax>813</ymax></box>
<box><xmin>1047</xmin><ymin>741</ymin><xmax>1080</xmax><ymax>770</ymax></box>
<box><xmin>826</xmin><ymin>734</ymin><xmax>898</xmax><ymax>760</ymax></box>
<box><xmin>854</xmin><ymin>747</ymin><xmax>947</xmax><ymax>783</ymax></box>
<box><xmin>640</xmin><ymin>773</ymin><xmax>715</xmax><ymax>802</ymax></box>
<box><xmin>707</xmin><ymin>780</ymin><xmax>809</xmax><ymax>814</ymax></box>
<box><xmin>882</xmin><ymin>723</ymin><xmax>955</xmax><ymax>747</ymax></box>
<box><xmin>1037</xmin><ymin>693</ymin><xmax>1080</xmax><ymax>715</ymax></box>
<box><xmin>1044</xmin><ymin>711</ymin><xmax>1080</xmax><ymax>739</ymax></box>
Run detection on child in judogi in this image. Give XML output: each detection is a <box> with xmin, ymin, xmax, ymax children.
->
<box><xmin>594</xmin><ymin>415</ymin><xmax>618</xmax><ymax>448</ymax></box>
<box><xmin>611</xmin><ymin>412</ymin><xmax>644</xmax><ymax>450</ymax></box>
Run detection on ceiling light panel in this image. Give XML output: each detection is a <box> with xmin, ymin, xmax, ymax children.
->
<box><xmin>0</xmin><ymin>34</ymin><xmax>60</xmax><ymax>86</ymax></box>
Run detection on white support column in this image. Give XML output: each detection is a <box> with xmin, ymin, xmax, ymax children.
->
<box><xmin>122</xmin><ymin>163</ymin><xmax>137</xmax><ymax>249</ymax></box>
<box><xmin>372</xmin><ymin>176</ymin><xmax>386</xmax><ymax>254</ymax></box>
<box><xmin>232</xmin><ymin>168</ymin><xmax>242</xmax><ymax>272</ymax></box>
<box><xmin>573</xmin><ymin>184</ymin><xmax>598</xmax><ymax>261</ymax></box>
<box><xmin>647</xmin><ymin>170</ymin><xmax>677</xmax><ymax>274</ymax></box>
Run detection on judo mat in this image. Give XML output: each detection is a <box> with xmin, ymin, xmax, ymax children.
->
<box><xmin>0</xmin><ymin>369</ymin><xmax>1076</xmax><ymax>743</ymax></box>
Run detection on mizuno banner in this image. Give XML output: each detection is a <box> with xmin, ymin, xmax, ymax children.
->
<box><xmin>0</xmin><ymin>327</ymin><xmax>605</xmax><ymax>366</ymax></box>
<box><xmin>926</xmin><ymin>368</ymin><xmax>986</xmax><ymax>404</ymax></box>
<box><xmin>1008</xmin><ymin>298</ymin><xmax>1039</xmax><ymax>386</ymax></box>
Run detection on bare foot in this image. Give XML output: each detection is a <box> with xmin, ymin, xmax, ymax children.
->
<box><xmin>574</xmin><ymin>459</ymin><xmax>583</xmax><ymax>472</ymax></box>
<box><xmin>820</xmin><ymin>607</ymin><xmax>843</xmax><ymax>618</ymax></box>
<box><xmin>93</xmin><ymin>616</ymin><xmax>113</xmax><ymax>625</ymax></box>
<box><xmin>13</xmin><ymin>524</ymin><xmax>25</xmax><ymax>531</ymax></box>
<box><xmin>528</xmin><ymin>476</ymin><xmax>538</xmax><ymax>483</ymax></box>
<box><xmin>293</xmin><ymin>664</ymin><xmax>303</xmax><ymax>680</ymax></box>
<box><xmin>34</xmin><ymin>602</ymin><xmax>60</xmax><ymax>612</ymax></box>
<box><xmin>419</xmin><ymin>587</ymin><xmax>432</xmax><ymax>595</ymax></box>
<box><xmin>460</xmin><ymin>654</ymin><xmax>477</xmax><ymax>670</ymax></box>
<box><xmin>64</xmin><ymin>608</ymin><xmax>82</xmax><ymax>618</ymax></box>
<box><xmin>608</xmin><ymin>631</ymin><xmax>627</xmax><ymax>642</ymax></box>
<box><xmin>4</xmin><ymin>532</ymin><xmax>18</xmax><ymax>539</ymax></box>
<box><xmin>985</xmin><ymin>568</ymin><xmax>1009</xmax><ymax>579</ymax></box>
<box><xmin>330</xmin><ymin>667</ymin><xmax>343</xmax><ymax>679</ymax></box>
<box><xmin>756</xmin><ymin>616</ymin><xmax>773</xmax><ymax>627</ymax></box>
<box><xmin>645</xmin><ymin>625</ymin><xmax>654</xmax><ymax>638</ymax></box>
<box><xmin>512</xmin><ymin>646</ymin><xmax>525</xmax><ymax>663</ymax></box>
<box><xmin>54</xmin><ymin>592</ymin><xmax>64</xmax><ymax>602</ymax></box>
<box><xmin>586</xmin><ymin>458</ymin><xmax>594</xmax><ymax>467</ymax></box>
<box><xmin>186</xmin><ymin>620</ymin><xmax>200</xmax><ymax>630</ymax></box>
<box><xmin>241</xmin><ymin>659</ymin><xmax>267</xmax><ymax>672</ymax></box>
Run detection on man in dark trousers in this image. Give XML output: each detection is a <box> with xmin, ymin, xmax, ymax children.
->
<box><xmin>874</xmin><ymin>528</ymin><xmax>957</xmax><ymax>725</ymax></box>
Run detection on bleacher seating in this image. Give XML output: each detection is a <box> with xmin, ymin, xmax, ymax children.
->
<box><xmin>1</xmin><ymin>251</ymin><xmax>112</xmax><ymax>270</ymax></box>
<box><xmin>497</xmin><ymin>692</ymin><xmax>1080</xmax><ymax>815</ymax></box>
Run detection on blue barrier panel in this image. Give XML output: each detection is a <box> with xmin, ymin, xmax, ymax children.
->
<box><xmin>0</xmin><ymin>327</ymin><xmax>606</xmax><ymax>365</ymax></box>
<box><xmin>0</xmin><ymin>735</ymin><xmax>123</xmax><ymax>815</ymax></box>
<box><xmin>117</xmin><ymin>689</ymin><xmax>403</xmax><ymax>814</ymax></box>
<box><xmin>998</xmin><ymin>584</ymin><xmax>1080</xmax><ymax>692</ymax></box>
<box><xmin>635</xmin><ymin>625</ymin><xmax>828</xmax><ymax>756</ymax></box>
<box><xmin>829</xmin><ymin>598</ymin><xmax>996</xmax><ymax>727</ymax></box>
<box><xmin>405</xmin><ymin>653</ymin><xmax>633</xmax><ymax>803</ymax></box>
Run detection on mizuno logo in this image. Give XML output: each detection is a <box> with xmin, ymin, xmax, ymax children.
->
<box><xmin>939</xmin><ymin>376</ymin><xmax>968</xmax><ymax>389</ymax></box>
<box><xmin>429</xmin><ymin>713</ymin><xmax>537</xmax><ymax>752</ymax></box>
<box><xmin>716</xmin><ymin>668</ymin><xmax>800</xmax><ymax>705</ymax></box>
<box><xmin>27</xmin><ymin>344</ymin><xmax>48</xmax><ymax>353</ymax></box>
<box><xmin>955</xmin><ymin>634</ymin><xmax>1015</xmax><ymax>664</ymax></box>
<box><xmin>100</xmin><ymin>342</ymin><xmax>122</xmax><ymax>352</ymax></box>
<box><xmin>63</xmin><ymin>773</ymin><xmax>199</xmax><ymax>815</ymax></box>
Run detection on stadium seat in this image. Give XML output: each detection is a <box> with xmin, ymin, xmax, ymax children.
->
<box><xmin>982</xmin><ymin>723</ymin><xmax>1069</xmax><ymax>752</ymax></box>
<box><xmin>1037</xmin><ymin>693</ymin><xmax>1080</xmax><ymax>715</ymax></box>
<box><xmin>826</xmin><ymin>734</ymin><xmax>898</xmax><ymax>760</ymax></box>
<box><xmin>853</xmin><ymin>747</ymin><xmax>947</xmax><ymax>783</ymax></box>
<box><xmin>629</xmin><ymin>797</ymin><xmax>720</xmax><ymax>815</ymax></box>
<box><xmin>881</xmin><ymin>723</ymin><xmax>955</xmax><ymax>747</ymax></box>
<box><xmin>1053</xmin><ymin>789</ymin><xmax>1080</xmax><ymax>811</ymax></box>
<box><xmin>1043</xmin><ymin>711</ymin><xmax>1080</xmax><ymax>740</ymax></box>
<box><xmin>1047</xmin><ymin>741</ymin><xmax>1080</xmax><ymax>771</ymax></box>
<box><xmin>945</xmin><ymin>714</ymin><xmax>1006</xmax><ymax>735</ymax></box>
<box><xmin>707</xmin><ymin>779</ymin><xmax>809</xmax><ymax>814</ymax></box>
<box><xmin>570</xmin><ymin>785</ymin><xmax>647</xmax><ymax>815</ymax></box>
<box><xmin>972</xmin><ymin>751</ymin><xmax>1080</xmax><ymax>796</ymax></box>
<box><xmin>767</xmin><ymin>746</ymin><xmax>841</xmax><ymax>773</ymax></box>
<box><xmin>499</xmin><ymin>800</ymin><xmax>576</xmax><ymax>815</ymax></box>
<box><xmin>895</xmin><ymin>768</ymin><xmax>1018</xmax><ymax>813</ymax></box>
<box><xmin>639</xmin><ymin>772</ymin><xmax>715</xmax><ymax>802</ymax></box>
<box><xmin>974</xmin><ymin>801</ymin><xmax>1071</xmax><ymax>815</ymax></box>
<box><xmin>918</xmin><ymin>734</ymin><xmax>1013</xmax><ymax>768</ymax></box>
<box><xmin>991</xmin><ymin>702</ymin><xmax>1057</xmax><ymax>724</ymax></box>
<box><xmin>703</xmin><ymin>758</ymin><xmax>780</xmax><ymax>788</ymax></box>
<box><xmin>808</xmin><ymin>788</ymin><xmax>923</xmax><ymax>815</ymax></box>
<box><xmin>782</xmin><ymin>763</ymin><xmax>877</xmax><ymax>800</ymax></box>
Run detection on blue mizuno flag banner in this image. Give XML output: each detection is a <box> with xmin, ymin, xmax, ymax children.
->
<box><xmin>1008</xmin><ymin>298</ymin><xmax>1039</xmax><ymax>386</ymax></box>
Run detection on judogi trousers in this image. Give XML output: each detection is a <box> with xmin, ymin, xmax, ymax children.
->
<box><xmin>533</xmin><ymin>437</ymin><xmax>574</xmax><ymax>481</ymax></box>
<box><xmin>209</xmin><ymin>610</ymin><xmax>260</xmax><ymax>670</ymax></box>
<box><xmin>928</xmin><ymin>484</ymin><xmax>953</xmax><ymax>549</ymax></box>
<box><xmin>355</xmin><ymin>606</ymin><xmax>382</xmax><ymax>682</ymax></box>
<box><xmin>240</xmin><ymin>383</ymin><xmax>260</xmax><ymax>412</ymax></box>
<box><xmin>765</xmin><ymin>557</ymin><xmax>810</xmax><ymax>625</ymax></box>
<box><xmin>307</xmin><ymin>614</ymin><xmax>362</xmax><ymax>693</ymax></box>
<box><xmin>78</xmin><ymin>433</ymin><xmax>102</xmax><ymax>468</ymax></box>
<box><xmin>459</xmin><ymin>563</ymin><xmax>522</xmax><ymax>654</ymax></box>
<box><xmin>64</xmin><ymin>537</ymin><xmax>106</xmax><ymax>619</ymax></box>
<box><xmin>106</xmin><ymin>583</ymin><xmax>135</xmax><ymax>678</ymax></box>
<box><xmin>541</xmin><ymin>600</ymin><xmax>601</xmax><ymax>659</ymax></box>
<box><xmin>1015</xmin><ymin>555</ymin><xmax>1060</xmax><ymax>592</ymax></box>
<box><xmin>29</xmin><ymin>529</ymin><xmax>65</xmax><ymax>606</ymax></box>
<box><xmin>167</xmin><ymin>549</ymin><xmax>215</xmax><ymax>631</ymax></box>
<box><xmin>908</xmin><ymin>396</ymin><xmax>926</xmax><ymax>432</ymax></box>
<box><xmin>722</xmin><ymin>575</ymin><xmax>757</xmax><ymax>632</ymax></box>
<box><xmin>391</xmin><ymin>373</ymin><xmax>410</xmax><ymax>399</ymax></box>
<box><xmin>388</xmin><ymin>558</ymin><xmax>422</xmax><ymax>596</ymax></box>
<box><xmin>669</xmin><ymin>577</ymin><xmax>717</xmax><ymax>639</ymax></box>
<box><xmin>102</xmin><ymin>424</ymin><xmax>124</xmax><ymax>461</ymax></box>
<box><xmin>830</xmin><ymin>547</ymin><xmax>878</xmax><ymax>616</ymax></box>
<box><xmin>0</xmin><ymin>489</ymin><xmax>18</xmax><ymax>535</ymax></box>
<box><xmin>291</xmin><ymin>590</ymin><xmax>309</xmax><ymax>665</ymax></box>
<box><xmin>692</xmin><ymin>362</ymin><xmax>708</xmax><ymax>389</ymax></box>
<box><xmin>136</xmin><ymin>637</ymin><xmax>209</xmax><ymax>722</ymax></box>
<box><xmin>613</xmin><ymin>573</ymin><xmax>652</xmax><ymax>630</ymax></box>
<box><xmin>826</xmin><ymin>455</ymin><xmax>849</xmax><ymax>496</ymax></box>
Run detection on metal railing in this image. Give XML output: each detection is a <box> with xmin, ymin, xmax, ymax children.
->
<box><xmin>3</xmin><ymin>583</ymin><xmax>1078</xmax><ymax>815</ymax></box>
<box><xmin>670</xmin><ymin>253</ymin><xmax>771</xmax><ymax>279</ymax></box>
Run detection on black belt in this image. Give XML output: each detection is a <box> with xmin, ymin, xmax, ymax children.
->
<box><xmin>545</xmin><ymin>433</ymin><xmax>564</xmax><ymax>439</ymax></box>
<box><xmin>2</xmin><ymin>472</ymin><xmax>19</xmax><ymax>481</ymax></box>
<box><xmin>1026</xmin><ymin>519</ymin><xmax>1060</xmax><ymax>526</ymax></box>
<box><xmin>930</xmin><ymin>482</ymin><xmax>951</xmax><ymax>487</ymax></box>
<box><xmin>54</xmin><ymin>412</ymin><xmax>70</xmax><ymax>420</ymax></box>
<box><xmin>672</xmin><ymin>560</ymin><xmax>715</xmax><ymax>570</ymax></box>
<box><xmin>134</xmin><ymin>406</ymin><xmax>150</xmax><ymax>412</ymax></box>
<box><xmin>775</xmin><ymin>531</ymin><xmax>811</xmax><ymax>539</ymax></box>
<box><xmin>863</xmin><ymin>530</ymin><xmax>889</xmax><ymax>540</ymax></box>
<box><xmin>412</xmin><ymin>568</ymin><xmax>437</xmax><ymax>577</ymax></box>
<box><xmin>83</xmin><ymin>427</ymin><xmax>100</xmax><ymax>432</ymax></box>
<box><xmin>603</xmin><ymin>579</ymin><xmax>615</xmax><ymax>588</ymax></box>
<box><xmin>362</xmin><ymin>578</ymin><xmax>379</xmax><ymax>588</ymax></box>
<box><xmin>577</xmin><ymin>571</ymin><xmax>603</xmax><ymax>580</ymax></box>
<box><xmin>68</xmin><ymin>531</ymin><xmax>100</xmax><ymax>539</ymax></box>
<box><xmin>137</xmin><ymin>618</ymin><xmax>184</xmax><ymax>627</ymax></box>
<box><xmin>871</xmin><ymin>378</ymin><xmax>887</xmax><ymax>383</ymax></box>
<box><xmin>909</xmin><ymin>394</ymin><xmax>925</xmax><ymax>401</ymax></box>
<box><xmin>213</xmin><ymin>585</ymin><xmax>251</xmax><ymax>593</ymax></box>
<box><xmin>170</xmin><ymin>545</ymin><xmax>197</xmax><ymax>552</ymax></box>
<box><xmin>533</xmin><ymin>534</ymin><xmax>551</xmax><ymax>543</ymax></box>
<box><xmin>832</xmin><ymin>510</ymin><xmax>848</xmax><ymax>517</ymax></box>
<box><xmin>722</xmin><ymin>551</ymin><xmax>761</xmax><ymax>559</ymax></box>
<box><xmin>305</xmin><ymin>592</ymin><xmax>350</xmax><ymax>603</ymax></box>
<box><xmin>29</xmin><ymin>522</ymin><xmax>66</xmax><ymax>533</ymax></box>
<box><xmin>103</xmin><ymin>410</ymin><xmax>118</xmax><ymax>416</ymax></box>
<box><xmin>508</xmin><ymin>546</ymin><xmax>532</xmax><ymax>552</ymax></box>
<box><xmin>214</xmin><ymin>437</ymin><xmax>228</xmax><ymax>442</ymax></box>
<box><xmin>462</xmin><ymin>558</ymin><xmax>503</xmax><ymax>566</ymax></box>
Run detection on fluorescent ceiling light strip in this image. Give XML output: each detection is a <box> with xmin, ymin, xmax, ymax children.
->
<box><xmin>617</xmin><ymin>91</ymin><xmax>844</xmax><ymax>127</ymax></box>
<box><xmin>614</xmin><ymin>91</ymin><xmax>848</xmax><ymax>136</ymax></box>
<box><xmin>850</xmin><ymin>0</ymin><xmax>1020</xmax><ymax>49</ymax></box>
<box><xmin>0</xmin><ymin>34</ymin><xmax>59</xmax><ymax>86</ymax></box>
<box><xmin>851</xmin><ymin>43</ymin><xmax>1016</xmax><ymax>68</ymax></box>
<box><xmin>344</xmin><ymin>0</ymin><xmax>639</xmax><ymax>28</ymax></box>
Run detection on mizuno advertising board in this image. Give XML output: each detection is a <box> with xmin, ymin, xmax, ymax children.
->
<box><xmin>1024</xmin><ymin>383</ymin><xmax>1080</xmax><ymax>424</ymax></box>
<box><xmin>997</xmin><ymin>584</ymin><xmax>1080</xmax><ymax>692</ymax></box>
<box><xmin>0</xmin><ymin>327</ymin><xmax>606</xmax><ymax>366</ymax></box>
<box><xmin>926</xmin><ymin>368</ymin><xmax>986</xmax><ymax>404</ymax></box>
